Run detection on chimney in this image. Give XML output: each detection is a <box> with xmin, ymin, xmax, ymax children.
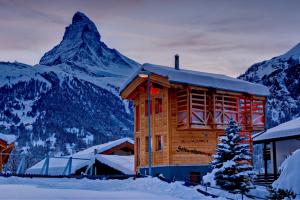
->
<box><xmin>175</xmin><ymin>54</ymin><xmax>179</xmax><ymax>70</ymax></box>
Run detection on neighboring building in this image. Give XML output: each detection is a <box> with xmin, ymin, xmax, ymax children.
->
<box><xmin>253</xmin><ymin>117</ymin><xmax>300</xmax><ymax>179</ymax></box>
<box><xmin>0</xmin><ymin>133</ymin><xmax>16</xmax><ymax>172</ymax></box>
<box><xmin>26</xmin><ymin>138</ymin><xmax>134</xmax><ymax>176</ymax></box>
<box><xmin>120</xmin><ymin>56</ymin><xmax>269</xmax><ymax>182</ymax></box>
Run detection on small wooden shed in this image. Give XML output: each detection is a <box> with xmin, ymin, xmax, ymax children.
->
<box><xmin>0</xmin><ymin>133</ymin><xmax>16</xmax><ymax>172</ymax></box>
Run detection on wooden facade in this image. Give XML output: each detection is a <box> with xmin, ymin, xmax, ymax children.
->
<box><xmin>121</xmin><ymin>70</ymin><xmax>267</xmax><ymax>180</ymax></box>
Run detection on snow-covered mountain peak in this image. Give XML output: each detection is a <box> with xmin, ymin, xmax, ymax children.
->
<box><xmin>62</xmin><ymin>11</ymin><xmax>101</xmax><ymax>45</ymax></box>
<box><xmin>72</xmin><ymin>11</ymin><xmax>93</xmax><ymax>24</ymax></box>
<box><xmin>39</xmin><ymin>12</ymin><xmax>140</xmax><ymax>77</ymax></box>
<box><xmin>280</xmin><ymin>42</ymin><xmax>300</xmax><ymax>60</ymax></box>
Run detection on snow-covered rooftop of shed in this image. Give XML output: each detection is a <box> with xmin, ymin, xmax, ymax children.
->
<box><xmin>26</xmin><ymin>138</ymin><xmax>135</xmax><ymax>175</ymax></box>
<box><xmin>0</xmin><ymin>133</ymin><xmax>16</xmax><ymax>144</ymax></box>
<box><xmin>120</xmin><ymin>64</ymin><xmax>269</xmax><ymax>96</ymax></box>
<box><xmin>253</xmin><ymin>117</ymin><xmax>300</xmax><ymax>142</ymax></box>
<box><xmin>26</xmin><ymin>154</ymin><xmax>134</xmax><ymax>175</ymax></box>
<box><xmin>74</xmin><ymin>137</ymin><xmax>134</xmax><ymax>156</ymax></box>
<box><xmin>95</xmin><ymin>155</ymin><xmax>134</xmax><ymax>175</ymax></box>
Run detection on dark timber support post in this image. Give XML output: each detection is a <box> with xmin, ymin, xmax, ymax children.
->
<box><xmin>263</xmin><ymin>143</ymin><xmax>268</xmax><ymax>179</ymax></box>
<box><xmin>147</xmin><ymin>75</ymin><xmax>152</xmax><ymax>176</ymax></box>
<box><xmin>272</xmin><ymin>141</ymin><xmax>277</xmax><ymax>180</ymax></box>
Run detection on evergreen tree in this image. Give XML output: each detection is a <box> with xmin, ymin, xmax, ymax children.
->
<box><xmin>210</xmin><ymin>119</ymin><xmax>255</xmax><ymax>192</ymax></box>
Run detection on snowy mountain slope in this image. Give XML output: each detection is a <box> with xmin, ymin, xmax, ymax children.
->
<box><xmin>0</xmin><ymin>12</ymin><xmax>139</xmax><ymax>164</ymax></box>
<box><xmin>239</xmin><ymin>43</ymin><xmax>300</xmax><ymax>127</ymax></box>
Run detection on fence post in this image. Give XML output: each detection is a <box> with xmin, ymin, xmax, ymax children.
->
<box><xmin>41</xmin><ymin>155</ymin><xmax>50</xmax><ymax>176</ymax></box>
<box><xmin>63</xmin><ymin>157</ymin><xmax>72</xmax><ymax>176</ymax></box>
<box><xmin>68</xmin><ymin>157</ymin><xmax>72</xmax><ymax>176</ymax></box>
<box><xmin>16</xmin><ymin>153</ymin><xmax>26</xmax><ymax>174</ymax></box>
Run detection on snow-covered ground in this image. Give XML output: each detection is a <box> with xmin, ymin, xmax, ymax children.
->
<box><xmin>0</xmin><ymin>177</ymin><xmax>226</xmax><ymax>200</ymax></box>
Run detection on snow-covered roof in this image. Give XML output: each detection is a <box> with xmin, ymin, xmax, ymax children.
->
<box><xmin>253</xmin><ymin>117</ymin><xmax>300</xmax><ymax>142</ymax></box>
<box><xmin>120</xmin><ymin>64</ymin><xmax>270</xmax><ymax>97</ymax></box>
<box><xmin>95</xmin><ymin>155</ymin><xmax>134</xmax><ymax>175</ymax></box>
<box><xmin>26</xmin><ymin>156</ymin><xmax>90</xmax><ymax>176</ymax></box>
<box><xmin>26</xmin><ymin>138</ymin><xmax>135</xmax><ymax>175</ymax></box>
<box><xmin>74</xmin><ymin>137</ymin><xmax>134</xmax><ymax>156</ymax></box>
<box><xmin>26</xmin><ymin>154</ymin><xmax>134</xmax><ymax>176</ymax></box>
<box><xmin>0</xmin><ymin>133</ymin><xmax>16</xmax><ymax>144</ymax></box>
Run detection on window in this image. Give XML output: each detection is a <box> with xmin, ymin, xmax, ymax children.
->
<box><xmin>155</xmin><ymin>135</ymin><xmax>163</xmax><ymax>151</ymax></box>
<box><xmin>251</xmin><ymin>98</ymin><xmax>265</xmax><ymax>128</ymax></box>
<box><xmin>145</xmin><ymin>100</ymin><xmax>152</xmax><ymax>116</ymax></box>
<box><xmin>155</xmin><ymin>98</ymin><xmax>163</xmax><ymax>114</ymax></box>
<box><xmin>190</xmin><ymin>89</ymin><xmax>212</xmax><ymax>128</ymax></box>
<box><xmin>135</xmin><ymin>105</ymin><xmax>140</xmax><ymax>132</ymax></box>
<box><xmin>177</xmin><ymin>89</ymin><xmax>188</xmax><ymax>127</ymax></box>
<box><xmin>145</xmin><ymin>136</ymin><xmax>149</xmax><ymax>152</ymax></box>
<box><xmin>214</xmin><ymin>94</ymin><xmax>239</xmax><ymax>128</ymax></box>
<box><xmin>239</xmin><ymin>97</ymin><xmax>252</xmax><ymax>129</ymax></box>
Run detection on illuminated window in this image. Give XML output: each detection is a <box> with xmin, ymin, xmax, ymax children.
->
<box><xmin>155</xmin><ymin>98</ymin><xmax>163</xmax><ymax>114</ymax></box>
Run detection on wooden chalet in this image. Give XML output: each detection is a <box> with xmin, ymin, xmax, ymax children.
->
<box><xmin>120</xmin><ymin>56</ymin><xmax>269</xmax><ymax>182</ymax></box>
<box><xmin>0</xmin><ymin>133</ymin><xmax>16</xmax><ymax>172</ymax></box>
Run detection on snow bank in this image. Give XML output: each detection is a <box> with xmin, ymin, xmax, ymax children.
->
<box><xmin>0</xmin><ymin>133</ymin><xmax>16</xmax><ymax>144</ymax></box>
<box><xmin>0</xmin><ymin>177</ymin><xmax>224</xmax><ymax>200</ymax></box>
<box><xmin>272</xmin><ymin>149</ymin><xmax>300</xmax><ymax>195</ymax></box>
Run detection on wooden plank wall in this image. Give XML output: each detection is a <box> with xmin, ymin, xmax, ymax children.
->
<box><xmin>134</xmin><ymin>83</ymin><xmax>266</xmax><ymax>171</ymax></box>
<box><xmin>134</xmin><ymin>86</ymin><xmax>170</xmax><ymax>170</ymax></box>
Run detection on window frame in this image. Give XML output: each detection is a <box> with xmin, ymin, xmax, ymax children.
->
<box><xmin>155</xmin><ymin>97</ymin><xmax>163</xmax><ymax>114</ymax></box>
<box><xmin>155</xmin><ymin>135</ymin><xmax>163</xmax><ymax>151</ymax></box>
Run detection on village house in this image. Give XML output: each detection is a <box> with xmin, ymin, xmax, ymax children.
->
<box><xmin>120</xmin><ymin>56</ymin><xmax>269</xmax><ymax>182</ymax></box>
<box><xmin>253</xmin><ymin>117</ymin><xmax>300</xmax><ymax>181</ymax></box>
<box><xmin>0</xmin><ymin>133</ymin><xmax>16</xmax><ymax>172</ymax></box>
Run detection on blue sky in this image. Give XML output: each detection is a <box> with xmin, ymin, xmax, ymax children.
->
<box><xmin>0</xmin><ymin>0</ymin><xmax>300</xmax><ymax>76</ymax></box>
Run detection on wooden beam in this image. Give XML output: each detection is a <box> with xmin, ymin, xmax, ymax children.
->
<box><xmin>272</xmin><ymin>141</ymin><xmax>278</xmax><ymax>179</ymax></box>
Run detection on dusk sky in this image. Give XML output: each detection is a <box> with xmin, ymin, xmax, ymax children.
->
<box><xmin>1</xmin><ymin>0</ymin><xmax>300</xmax><ymax>77</ymax></box>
